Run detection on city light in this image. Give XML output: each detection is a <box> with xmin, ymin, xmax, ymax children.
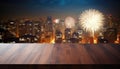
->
<box><xmin>94</xmin><ymin>38</ymin><xmax>97</xmax><ymax>44</ymax></box>
<box><xmin>50</xmin><ymin>38</ymin><xmax>55</xmax><ymax>44</ymax></box>
<box><xmin>115</xmin><ymin>34</ymin><xmax>120</xmax><ymax>44</ymax></box>
<box><xmin>0</xmin><ymin>11</ymin><xmax>119</xmax><ymax>44</ymax></box>
<box><xmin>65</xmin><ymin>16</ymin><xmax>75</xmax><ymax>28</ymax></box>
<box><xmin>79</xmin><ymin>9</ymin><xmax>105</xmax><ymax>37</ymax></box>
<box><xmin>54</xmin><ymin>19</ymin><xmax>60</xmax><ymax>24</ymax></box>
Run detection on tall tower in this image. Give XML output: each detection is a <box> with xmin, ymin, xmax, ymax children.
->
<box><xmin>45</xmin><ymin>16</ymin><xmax>53</xmax><ymax>32</ymax></box>
<box><xmin>65</xmin><ymin>28</ymin><xmax>71</xmax><ymax>40</ymax></box>
<box><xmin>108</xmin><ymin>14</ymin><xmax>113</xmax><ymax>28</ymax></box>
<box><xmin>16</xmin><ymin>20</ymin><xmax>19</xmax><ymax>38</ymax></box>
<box><xmin>24</xmin><ymin>20</ymin><xmax>34</xmax><ymax>35</ymax></box>
<box><xmin>104</xmin><ymin>15</ymin><xmax>117</xmax><ymax>43</ymax></box>
<box><xmin>45</xmin><ymin>16</ymin><xmax>54</xmax><ymax>43</ymax></box>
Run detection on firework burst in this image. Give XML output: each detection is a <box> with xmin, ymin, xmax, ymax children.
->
<box><xmin>79</xmin><ymin>9</ymin><xmax>105</xmax><ymax>36</ymax></box>
<box><xmin>65</xmin><ymin>16</ymin><xmax>75</xmax><ymax>28</ymax></box>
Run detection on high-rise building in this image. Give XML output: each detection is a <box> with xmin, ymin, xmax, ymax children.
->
<box><xmin>6</xmin><ymin>20</ymin><xmax>17</xmax><ymax>37</ymax></box>
<box><xmin>33</xmin><ymin>21</ymin><xmax>41</xmax><ymax>36</ymax></box>
<box><xmin>55</xmin><ymin>30</ymin><xmax>62</xmax><ymax>43</ymax></box>
<box><xmin>44</xmin><ymin>16</ymin><xmax>54</xmax><ymax>43</ymax></box>
<box><xmin>45</xmin><ymin>16</ymin><xmax>53</xmax><ymax>32</ymax></box>
<box><xmin>19</xmin><ymin>20</ymin><xmax>40</xmax><ymax>43</ymax></box>
<box><xmin>104</xmin><ymin>15</ymin><xmax>118</xmax><ymax>43</ymax></box>
<box><xmin>104</xmin><ymin>28</ymin><xmax>117</xmax><ymax>43</ymax></box>
<box><xmin>24</xmin><ymin>20</ymin><xmax>34</xmax><ymax>35</ymax></box>
<box><xmin>65</xmin><ymin>28</ymin><xmax>71</xmax><ymax>42</ymax></box>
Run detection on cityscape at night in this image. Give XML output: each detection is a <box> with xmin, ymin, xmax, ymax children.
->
<box><xmin>0</xmin><ymin>0</ymin><xmax>120</xmax><ymax>66</ymax></box>
<box><xmin>0</xmin><ymin>0</ymin><xmax>120</xmax><ymax>44</ymax></box>
<box><xmin>0</xmin><ymin>13</ymin><xmax>120</xmax><ymax>44</ymax></box>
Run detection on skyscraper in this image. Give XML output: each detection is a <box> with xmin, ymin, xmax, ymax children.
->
<box><xmin>44</xmin><ymin>16</ymin><xmax>54</xmax><ymax>43</ymax></box>
<box><xmin>45</xmin><ymin>16</ymin><xmax>53</xmax><ymax>32</ymax></box>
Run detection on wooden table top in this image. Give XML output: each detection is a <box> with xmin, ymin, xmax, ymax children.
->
<box><xmin>0</xmin><ymin>43</ymin><xmax>120</xmax><ymax>64</ymax></box>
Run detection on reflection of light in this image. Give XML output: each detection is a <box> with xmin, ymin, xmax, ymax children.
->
<box><xmin>50</xmin><ymin>38</ymin><xmax>55</xmax><ymax>44</ymax></box>
<box><xmin>94</xmin><ymin>39</ymin><xmax>97</xmax><ymax>44</ymax></box>
<box><xmin>115</xmin><ymin>41</ymin><xmax>119</xmax><ymax>44</ymax></box>
<box><xmin>115</xmin><ymin>34</ymin><xmax>119</xmax><ymax>44</ymax></box>
<box><xmin>62</xmin><ymin>35</ymin><xmax>65</xmax><ymax>39</ymax></box>
<box><xmin>79</xmin><ymin>9</ymin><xmax>104</xmax><ymax>37</ymax></box>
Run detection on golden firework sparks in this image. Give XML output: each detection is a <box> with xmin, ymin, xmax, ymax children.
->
<box><xmin>79</xmin><ymin>9</ymin><xmax>105</xmax><ymax>37</ymax></box>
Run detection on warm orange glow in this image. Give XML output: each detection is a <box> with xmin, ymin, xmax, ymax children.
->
<box><xmin>16</xmin><ymin>34</ymin><xmax>19</xmax><ymax>38</ymax></box>
<box><xmin>114</xmin><ymin>35</ymin><xmax>119</xmax><ymax>44</ymax></box>
<box><xmin>114</xmin><ymin>41</ymin><xmax>119</xmax><ymax>44</ymax></box>
<box><xmin>54</xmin><ymin>19</ymin><xmax>60</xmax><ymax>24</ymax></box>
<box><xmin>82</xmin><ymin>39</ymin><xmax>86</xmax><ymax>44</ymax></box>
<box><xmin>93</xmin><ymin>37</ymin><xmax>97</xmax><ymax>44</ymax></box>
<box><xmin>50</xmin><ymin>38</ymin><xmax>55</xmax><ymax>44</ymax></box>
<box><xmin>94</xmin><ymin>39</ymin><xmax>97</xmax><ymax>44</ymax></box>
<box><xmin>62</xmin><ymin>35</ymin><xmax>65</xmax><ymax>39</ymax></box>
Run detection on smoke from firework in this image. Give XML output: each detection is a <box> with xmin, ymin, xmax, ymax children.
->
<box><xmin>65</xmin><ymin>16</ymin><xmax>75</xmax><ymax>28</ymax></box>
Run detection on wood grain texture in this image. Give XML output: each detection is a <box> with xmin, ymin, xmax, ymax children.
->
<box><xmin>0</xmin><ymin>43</ymin><xmax>120</xmax><ymax>64</ymax></box>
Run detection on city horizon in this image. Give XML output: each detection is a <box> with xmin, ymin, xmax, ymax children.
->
<box><xmin>0</xmin><ymin>0</ymin><xmax>120</xmax><ymax>44</ymax></box>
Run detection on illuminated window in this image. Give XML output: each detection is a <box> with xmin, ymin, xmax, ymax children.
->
<box><xmin>0</xmin><ymin>35</ymin><xmax>2</xmax><ymax>39</ymax></box>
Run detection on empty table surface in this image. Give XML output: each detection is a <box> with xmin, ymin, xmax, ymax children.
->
<box><xmin>0</xmin><ymin>43</ymin><xmax>120</xmax><ymax>64</ymax></box>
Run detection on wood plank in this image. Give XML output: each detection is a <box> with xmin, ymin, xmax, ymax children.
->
<box><xmin>89</xmin><ymin>44</ymin><xmax>115</xmax><ymax>64</ymax></box>
<box><xmin>0</xmin><ymin>44</ymin><xmax>120</xmax><ymax>64</ymax></box>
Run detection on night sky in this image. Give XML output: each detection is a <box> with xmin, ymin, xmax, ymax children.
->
<box><xmin>0</xmin><ymin>0</ymin><xmax>120</xmax><ymax>19</ymax></box>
